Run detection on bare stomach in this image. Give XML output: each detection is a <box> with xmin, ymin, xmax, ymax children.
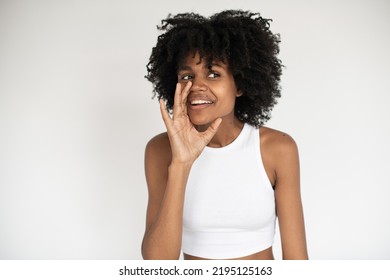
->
<box><xmin>183</xmin><ymin>246</ymin><xmax>274</xmax><ymax>260</ymax></box>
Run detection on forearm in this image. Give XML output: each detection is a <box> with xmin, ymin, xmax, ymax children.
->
<box><xmin>142</xmin><ymin>162</ymin><xmax>192</xmax><ymax>259</ymax></box>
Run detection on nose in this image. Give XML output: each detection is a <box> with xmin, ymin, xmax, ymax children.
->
<box><xmin>190</xmin><ymin>77</ymin><xmax>208</xmax><ymax>92</ymax></box>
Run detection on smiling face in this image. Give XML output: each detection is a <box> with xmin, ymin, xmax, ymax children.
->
<box><xmin>177</xmin><ymin>52</ymin><xmax>241</xmax><ymax>129</ymax></box>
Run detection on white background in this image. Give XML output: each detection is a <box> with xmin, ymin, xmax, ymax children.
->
<box><xmin>1</xmin><ymin>0</ymin><xmax>389</xmax><ymax>260</ymax></box>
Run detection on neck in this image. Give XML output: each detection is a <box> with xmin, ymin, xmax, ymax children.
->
<box><xmin>197</xmin><ymin>117</ymin><xmax>244</xmax><ymax>148</ymax></box>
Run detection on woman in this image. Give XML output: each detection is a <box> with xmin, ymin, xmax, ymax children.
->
<box><xmin>142</xmin><ymin>10</ymin><xmax>308</xmax><ymax>260</ymax></box>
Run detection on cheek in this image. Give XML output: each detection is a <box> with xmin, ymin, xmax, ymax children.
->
<box><xmin>223</xmin><ymin>86</ymin><xmax>239</xmax><ymax>104</ymax></box>
<box><xmin>219</xmin><ymin>94</ymin><xmax>237</xmax><ymax>112</ymax></box>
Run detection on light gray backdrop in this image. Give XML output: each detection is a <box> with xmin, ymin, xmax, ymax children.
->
<box><xmin>1</xmin><ymin>0</ymin><xmax>389</xmax><ymax>259</ymax></box>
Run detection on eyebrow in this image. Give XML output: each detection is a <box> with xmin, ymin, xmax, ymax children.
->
<box><xmin>177</xmin><ymin>65</ymin><xmax>192</xmax><ymax>72</ymax></box>
<box><xmin>177</xmin><ymin>62</ymin><xmax>225</xmax><ymax>72</ymax></box>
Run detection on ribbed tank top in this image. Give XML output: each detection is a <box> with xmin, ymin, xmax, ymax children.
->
<box><xmin>182</xmin><ymin>123</ymin><xmax>276</xmax><ymax>259</ymax></box>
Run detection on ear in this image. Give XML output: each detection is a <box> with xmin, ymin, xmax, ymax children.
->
<box><xmin>236</xmin><ymin>90</ymin><xmax>243</xmax><ymax>97</ymax></box>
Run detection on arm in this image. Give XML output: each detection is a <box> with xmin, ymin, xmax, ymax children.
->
<box><xmin>271</xmin><ymin>133</ymin><xmax>308</xmax><ymax>259</ymax></box>
<box><xmin>141</xmin><ymin>82</ymin><xmax>222</xmax><ymax>259</ymax></box>
<box><xmin>142</xmin><ymin>139</ymin><xmax>192</xmax><ymax>259</ymax></box>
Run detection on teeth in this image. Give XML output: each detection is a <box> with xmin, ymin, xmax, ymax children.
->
<box><xmin>190</xmin><ymin>100</ymin><xmax>213</xmax><ymax>105</ymax></box>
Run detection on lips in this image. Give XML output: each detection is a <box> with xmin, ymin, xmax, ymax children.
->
<box><xmin>187</xmin><ymin>94</ymin><xmax>214</xmax><ymax>106</ymax></box>
<box><xmin>187</xmin><ymin>95</ymin><xmax>214</xmax><ymax>109</ymax></box>
<box><xmin>190</xmin><ymin>100</ymin><xmax>213</xmax><ymax>105</ymax></box>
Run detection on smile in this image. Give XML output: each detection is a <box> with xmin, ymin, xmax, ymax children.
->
<box><xmin>188</xmin><ymin>99</ymin><xmax>214</xmax><ymax>110</ymax></box>
<box><xmin>190</xmin><ymin>100</ymin><xmax>213</xmax><ymax>105</ymax></box>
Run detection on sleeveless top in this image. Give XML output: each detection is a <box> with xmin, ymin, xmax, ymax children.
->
<box><xmin>182</xmin><ymin>123</ymin><xmax>276</xmax><ymax>259</ymax></box>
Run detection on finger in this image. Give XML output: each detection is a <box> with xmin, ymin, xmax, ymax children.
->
<box><xmin>172</xmin><ymin>83</ymin><xmax>183</xmax><ymax>119</ymax></box>
<box><xmin>159</xmin><ymin>98</ymin><xmax>172</xmax><ymax>128</ymax></box>
<box><xmin>173</xmin><ymin>81</ymin><xmax>191</xmax><ymax>118</ymax></box>
<box><xmin>203</xmin><ymin>118</ymin><xmax>222</xmax><ymax>141</ymax></box>
<box><xmin>180</xmin><ymin>81</ymin><xmax>192</xmax><ymax>115</ymax></box>
<box><xmin>181</xmin><ymin>81</ymin><xmax>192</xmax><ymax>105</ymax></box>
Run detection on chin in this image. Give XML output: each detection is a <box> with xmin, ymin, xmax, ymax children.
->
<box><xmin>189</xmin><ymin>118</ymin><xmax>213</xmax><ymax>131</ymax></box>
<box><xmin>189</xmin><ymin>116</ymin><xmax>211</xmax><ymax>126</ymax></box>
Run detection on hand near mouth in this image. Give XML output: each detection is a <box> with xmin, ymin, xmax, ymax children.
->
<box><xmin>160</xmin><ymin>81</ymin><xmax>222</xmax><ymax>165</ymax></box>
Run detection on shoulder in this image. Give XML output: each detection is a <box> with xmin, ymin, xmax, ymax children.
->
<box><xmin>259</xmin><ymin>126</ymin><xmax>299</xmax><ymax>184</ymax></box>
<box><xmin>144</xmin><ymin>132</ymin><xmax>171</xmax><ymax>193</ymax></box>
<box><xmin>259</xmin><ymin>126</ymin><xmax>298</xmax><ymax>157</ymax></box>
<box><xmin>145</xmin><ymin>132</ymin><xmax>170</xmax><ymax>153</ymax></box>
<box><xmin>145</xmin><ymin>132</ymin><xmax>172</xmax><ymax>165</ymax></box>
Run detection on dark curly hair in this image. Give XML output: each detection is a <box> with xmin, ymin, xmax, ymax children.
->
<box><xmin>145</xmin><ymin>10</ymin><xmax>283</xmax><ymax>127</ymax></box>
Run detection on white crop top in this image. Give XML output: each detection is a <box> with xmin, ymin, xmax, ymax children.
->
<box><xmin>182</xmin><ymin>123</ymin><xmax>276</xmax><ymax>259</ymax></box>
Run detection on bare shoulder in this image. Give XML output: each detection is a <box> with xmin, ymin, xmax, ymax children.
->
<box><xmin>145</xmin><ymin>132</ymin><xmax>172</xmax><ymax>163</ymax></box>
<box><xmin>144</xmin><ymin>132</ymin><xmax>172</xmax><ymax>192</ymax></box>
<box><xmin>146</xmin><ymin>132</ymin><xmax>170</xmax><ymax>150</ymax></box>
<box><xmin>259</xmin><ymin>126</ymin><xmax>298</xmax><ymax>156</ymax></box>
<box><xmin>259</xmin><ymin>126</ymin><xmax>299</xmax><ymax>186</ymax></box>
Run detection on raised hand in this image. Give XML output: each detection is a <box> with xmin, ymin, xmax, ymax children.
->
<box><xmin>160</xmin><ymin>81</ymin><xmax>222</xmax><ymax>165</ymax></box>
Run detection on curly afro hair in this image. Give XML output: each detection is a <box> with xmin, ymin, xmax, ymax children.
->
<box><xmin>145</xmin><ymin>10</ymin><xmax>283</xmax><ymax>127</ymax></box>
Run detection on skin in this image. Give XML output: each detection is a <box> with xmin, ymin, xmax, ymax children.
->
<box><xmin>141</xmin><ymin>52</ymin><xmax>308</xmax><ymax>260</ymax></box>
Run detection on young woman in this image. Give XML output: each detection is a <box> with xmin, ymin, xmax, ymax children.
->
<box><xmin>142</xmin><ymin>10</ymin><xmax>308</xmax><ymax>260</ymax></box>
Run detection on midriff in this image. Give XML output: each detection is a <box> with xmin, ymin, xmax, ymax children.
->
<box><xmin>183</xmin><ymin>246</ymin><xmax>274</xmax><ymax>260</ymax></box>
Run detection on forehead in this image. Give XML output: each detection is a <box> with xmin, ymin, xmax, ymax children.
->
<box><xmin>178</xmin><ymin>51</ymin><xmax>228</xmax><ymax>70</ymax></box>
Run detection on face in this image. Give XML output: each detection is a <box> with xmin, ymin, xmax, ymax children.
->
<box><xmin>177</xmin><ymin>52</ymin><xmax>241</xmax><ymax>128</ymax></box>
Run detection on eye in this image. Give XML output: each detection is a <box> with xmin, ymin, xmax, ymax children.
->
<box><xmin>208</xmin><ymin>72</ymin><xmax>220</xmax><ymax>79</ymax></box>
<box><xmin>180</xmin><ymin>74</ymin><xmax>193</xmax><ymax>81</ymax></box>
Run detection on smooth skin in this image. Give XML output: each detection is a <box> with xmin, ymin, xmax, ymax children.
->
<box><xmin>141</xmin><ymin>53</ymin><xmax>308</xmax><ymax>260</ymax></box>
